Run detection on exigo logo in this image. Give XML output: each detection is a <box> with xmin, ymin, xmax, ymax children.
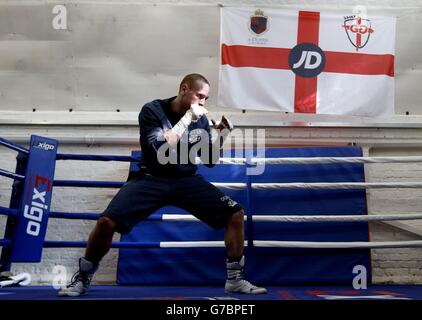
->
<box><xmin>23</xmin><ymin>175</ymin><xmax>51</xmax><ymax>236</ymax></box>
<box><xmin>33</xmin><ymin>141</ymin><xmax>55</xmax><ymax>151</ymax></box>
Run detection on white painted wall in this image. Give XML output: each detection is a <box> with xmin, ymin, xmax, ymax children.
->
<box><xmin>1</xmin><ymin>0</ymin><xmax>422</xmax><ymax>286</ymax></box>
<box><xmin>0</xmin><ymin>0</ymin><xmax>421</xmax><ymax>126</ymax></box>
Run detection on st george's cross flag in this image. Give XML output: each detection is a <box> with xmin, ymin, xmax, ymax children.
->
<box><xmin>218</xmin><ymin>7</ymin><xmax>396</xmax><ymax>117</ymax></box>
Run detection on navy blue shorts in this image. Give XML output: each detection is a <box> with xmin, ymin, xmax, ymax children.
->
<box><xmin>101</xmin><ymin>171</ymin><xmax>243</xmax><ymax>234</ymax></box>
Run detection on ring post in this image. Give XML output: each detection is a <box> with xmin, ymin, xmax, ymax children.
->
<box><xmin>9</xmin><ymin>135</ymin><xmax>58</xmax><ymax>262</ymax></box>
<box><xmin>0</xmin><ymin>152</ymin><xmax>28</xmax><ymax>271</ymax></box>
<box><xmin>245</xmin><ymin>151</ymin><xmax>254</xmax><ymax>248</ymax></box>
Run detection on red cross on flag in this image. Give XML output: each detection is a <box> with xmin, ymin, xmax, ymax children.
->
<box><xmin>218</xmin><ymin>7</ymin><xmax>396</xmax><ymax>117</ymax></box>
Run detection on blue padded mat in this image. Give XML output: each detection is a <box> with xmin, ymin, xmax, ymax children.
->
<box><xmin>118</xmin><ymin>147</ymin><xmax>370</xmax><ymax>284</ymax></box>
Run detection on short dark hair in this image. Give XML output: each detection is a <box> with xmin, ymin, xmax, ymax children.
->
<box><xmin>179</xmin><ymin>73</ymin><xmax>210</xmax><ymax>93</ymax></box>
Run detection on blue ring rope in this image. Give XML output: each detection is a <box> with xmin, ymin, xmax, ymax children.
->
<box><xmin>0</xmin><ymin>206</ymin><xmax>19</xmax><ymax>217</ymax></box>
<box><xmin>49</xmin><ymin>211</ymin><xmax>101</xmax><ymax>220</ymax></box>
<box><xmin>53</xmin><ymin>180</ymin><xmax>125</xmax><ymax>188</ymax></box>
<box><xmin>0</xmin><ymin>136</ymin><xmax>255</xmax><ymax>253</ymax></box>
<box><xmin>49</xmin><ymin>211</ymin><xmax>164</xmax><ymax>221</ymax></box>
<box><xmin>44</xmin><ymin>241</ymin><xmax>161</xmax><ymax>248</ymax></box>
<box><xmin>0</xmin><ymin>168</ymin><xmax>25</xmax><ymax>181</ymax></box>
<box><xmin>0</xmin><ymin>137</ymin><xmax>29</xmax><ymax>154</ymax></box>
<box><xmin>56</xmin><ymin>153</ymin><xmax>139</xmax><ymax>162</ymax></box>
<box><xmin>0</xmin><ymin>239</ymin><xmax>12</xmax><ymax>247</ymax></box>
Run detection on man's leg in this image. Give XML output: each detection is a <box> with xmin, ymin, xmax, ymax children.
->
<box><xmin>85</xmin><ymin>216</ymin><xmax>116</xmax><ymax>263</ymax></box>
<box><xmin>224</xmin><ymin>209</ymin><xmax>244</xmax><ymax>259</ymax></box>
<box><xmin>171</xmin><ymin>175</ymin><xmax>266</xmax><ymax>294</ymax></box>
<box><xmin>58</xmin><ymin>172</ymin><xmax>167</xmax><ymax>297</ymax></box>
<box><xmin>58</xmin><ymin>216</ymin><xmax>116</xmax><ymax>297</ymax></box>
<box><xmin>224</xmin><ymin>209</ymin><xmax>267</xmax><ymax>294</ymax></box>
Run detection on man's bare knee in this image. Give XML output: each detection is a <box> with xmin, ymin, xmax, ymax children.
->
<box><xmin>96</xmin><ymin>216</ymin><xmax>116</xmax><ymax>233</ymax></box>
<box><xmin>228</xmin><ymin>210</ymin><xmax>244</xmax><ymax>228</ymax></box>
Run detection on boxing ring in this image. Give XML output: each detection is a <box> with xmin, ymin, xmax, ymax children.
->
<box><xmin>1</xmin><ymin>134</ymin><xmax>422</xmax><ymax>300</ymax></box>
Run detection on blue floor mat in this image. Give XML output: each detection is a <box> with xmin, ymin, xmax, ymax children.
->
<box><xmin>1</xmin><ymin>285</ymin><xmax>422</xmax><ymax>300</ymax></box>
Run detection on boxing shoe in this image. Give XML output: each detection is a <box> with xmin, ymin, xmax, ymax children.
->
<box><xmin>58</xmin><ymin>257</ymin><xmax>98</xmax><ymax>297</ymax></box>
<box><xmin>224</xmin><ymin>256</ymin><xmax>267</xmax><ymax>295</ymax></box>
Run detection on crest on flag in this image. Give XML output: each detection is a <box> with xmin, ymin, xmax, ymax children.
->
<box><xmin>343</xmin><ymin>15</ymin><xmax>375</xmax><ymax>51</ymax></box>
<box><xmin>249</xmin><ymin>9</ymin><xmax>268</xmax><ymax>35</ymax></box>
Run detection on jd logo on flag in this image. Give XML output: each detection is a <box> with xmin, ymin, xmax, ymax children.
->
<box><xmin>289</xmin><ymin>43</ymin><xmax>326</xmax><ymax>77</ymax></box>
<box><xmin>219</xmin><ymin>7</ymin><xmax>396</xmax><ymax>117</ymax></box>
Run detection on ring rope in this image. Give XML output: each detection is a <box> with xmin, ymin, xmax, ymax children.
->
<box><xmin>49</xmin><ymin>211</ymin><xmax>100</xmax><ymax>220</ymax></box>
<box><xmin>251</xmin><ymin>182</ymin><xmax>422</xmax><ymax>190</ymax></box>
<box><xmin>43</xmin><ymin>240</ymin><xmax>247</xmax><ymax>248</ymax></box>
<box><xmin>253</xmin><ymin>214</ymin><xmax>422</xmax><ymax>222</ymax></box>
<box><xmin>0</xmin><ymin>207</ymin><xmax>19</xmax><ymax>217</ymax></box>
<box><xmin>48</xmin><ymin>212</ymin><xmax>197</xmax><ymax>221</ymax></box>
<box><xmin>52</xmin><ymin>181</ymin><xmax>235</xmax><ymax>190</ymax></box>
<box><xmin>1</xmin><ymin>136</ymin><xmax>422</xmax><ymax>166</ymax></box>
<box><xmin>0</xmin><ymin>137</ymin><xmax>29</xmax><ymax>154</ymax></box>
<box><xmin>161</xmin><ymin>213</ymin><xmax>422</xmax><ymax>222</ymax></box>
<box><xmin>251</xmin><ymin>156</ymin><xmax>422</xmax><ymax>165</ymax></box>
<box><xmin>42</xmin><ymin>240</ymin><xmax>422</xmax><ymax>249</ymax></box>
<box><xmin>0</xmin><ymin>168</ymin><xmax>25</xmax><ymax>181</ymax></box>
<box><xmin>194</xmin><ymin>156</ymin><xmax>422</xmax><ymax>165</ymax></box>
<box><xmin>49</xmin><ymin>212</ymin><xmax>178</xmax><ymax>220</ymax></box>
<box><xmin>0</xmin><ymin>239</ymin><xmax>12</xmax><ymax>247</ymax></box>
<box><xmin>48</xmin><ymin>212</ymin><xmax>422</xmax><ymax>223</ymax></box>
<box><xmin>54</xmin><ymin>155</ymin><xmax>422</xmax><ymax>166</ymax></box>
<box><xmin>5</xmin><ymin>138</ymin><xmax>422</xmax><ymax>256</ymax></box>
<box><xmin>253</xmin><ymin>240</ymin><xmax>422</xmax><ymax>249</ymax></box>
<box><xmin>212</xmin><ymin>182</ymin><xmax>422</xmax><ymax>190</ymax></box>
<box><xmin>56</xmin><ymin>153</ymin><xmax>138</xmax><ymax>162</ymax></box>
<box><xmin>200</xmin><ymin>157</ymin><xmax>246</xmax><ymax>165</ymax></box>
<box><xmin>53</xmin><ymin>180</ymin><xmax>124</xmax><ymax>188</ymax></box>
<box><xmin>211</xmin><ymin>182</ymin><xmax>247</xmax><ymax>189</ymax></box>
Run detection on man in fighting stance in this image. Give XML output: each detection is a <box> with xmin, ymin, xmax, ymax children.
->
<box><xmin>58</xmin><ymin>73</ymin><xmax>267</xmax><ymax>297</ymax></box>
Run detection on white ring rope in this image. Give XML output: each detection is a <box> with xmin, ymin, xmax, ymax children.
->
<box><xmin>211</xmin><ymin>182</ymin><xmax>247</xmax><ymax>189</ymax></box>
<box><xmin>252</xmin><ymin>214</ymin><xmax>422</xmax><ymax>222</ymax></box>
<box><xmin>212</xmin><ymin>182</ymin><xmax>422</xmax><ymax>190</ymax></box>
<box><xmin>158</xmin><ymin>215</ymin><xmax>422</xmax><ymax>249</ymax></box>
<box><xmin>253</xmin><ymin>240</ymin><xmax>422</xmax><ymax>249</ymax></box>
<box><xmin>194</xmin><ymin>156</ymin><xmax>422</xmax><ymax>249</ymax></box>
<box><xmin>193</xmin><ymin>156</ymin><xmax>422</xmax><ymax>250</ymax></box>
<box><xmin>160</xmin><ymin>241</ymin><xmax>247</xmax><ymax>248</ymax></box>
<box><xmin>252</xmin><ymin>156</ymin><xmax>422</xmax><ymax>165</ymax></box>
<box><xmin>252</xmin><ymin>182</ymin><xmax>422</xmax><ymax>190</ymax></box>
<box><xmin>214</xmin><ymin>157</ymin><xmax>246</xmax><ymax>165</ymax></box>
<box><xmin>157</xmin><ymin>240</ymin><xmax>422</xmax><ymax>249</ymax></box>
<box><xmin>162</xmin><ymin>213</ymin><xmax>422</xmax><ymax>222</ymax></box>
<box><xmin>203</xmin><ymin>156</ymin><xmax>422</xmax><ymax>165</ymax></box>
